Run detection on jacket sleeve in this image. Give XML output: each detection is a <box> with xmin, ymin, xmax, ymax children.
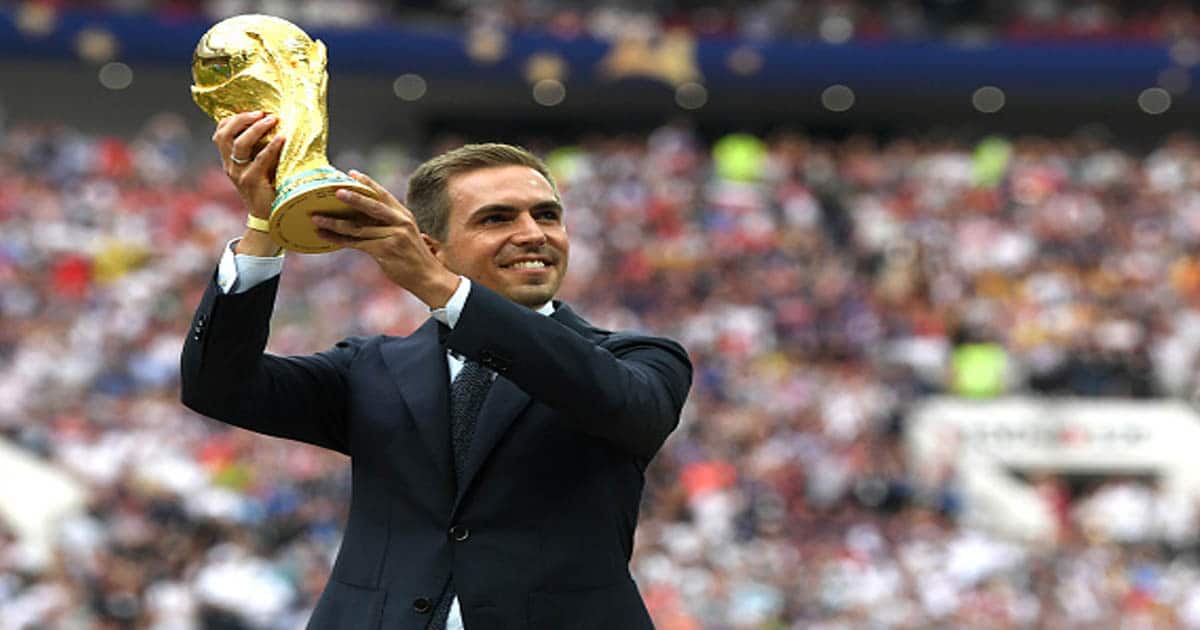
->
<box><xmin>445</xmin><ymin>284</ymin><xmax>692</xmax><ymax>461</ymax></box>
<box><xmin>179</xmin><ymin>274</ymin><xmax>356</xmax><ymax>455</ymax></box>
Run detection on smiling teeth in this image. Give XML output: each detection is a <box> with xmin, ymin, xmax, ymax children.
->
<box><xmin>511</xmin><ymin>261</ymin><xmax>546</xmax><ymax>269</ymax></box>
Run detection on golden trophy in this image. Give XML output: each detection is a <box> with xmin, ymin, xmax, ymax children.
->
<box><xmin>191</xmin><ymin>14</ymin><xmax>374</xmax><ymax>253</ymax></box>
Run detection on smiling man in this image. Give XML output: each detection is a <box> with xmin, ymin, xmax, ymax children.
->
<box><xmin>180</xmin><ymin>112</ymin><xmax>692</xmax><ymax>629</ymax></box>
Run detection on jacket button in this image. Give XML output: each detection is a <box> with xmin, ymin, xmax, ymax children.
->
<box><xmin>192</xmin><ymin>332</ymin><xmax>202</xmax><ymax>341</ymax></box>
<box><xmin>412</xmin><ymin>597</ymin><xmax>432</xmax><ymax>614</ymax></box>
<box><xmin>196</xmin><ymin>315</ymin><xmax>207</xmax><ymax>328</ymax></box>
<box><xmin>450</xmin><ymin>525</ymin><xmax>470</xmax><ymax>542</ymax></box>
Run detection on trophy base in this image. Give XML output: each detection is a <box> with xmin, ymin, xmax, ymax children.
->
<box><xmin>269</xmin><ymin>167</ymin><xmax>377</xmax><ymax>254</ymax></box>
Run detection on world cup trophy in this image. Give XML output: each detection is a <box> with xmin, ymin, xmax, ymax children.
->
<box><xmin>191</xmin><ymin>14</ymin><xmax>374</xmax><ymax>253</ymax></box>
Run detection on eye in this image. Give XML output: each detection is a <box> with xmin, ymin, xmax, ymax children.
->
<box><xmin>480</xmin><ymin>213</ymin><xmax>507</xmax><ymax>224</ymax></box>
<box><xmin>536</xmin><ymin>209</ymin><xmax>561</xmax><ymax>222</ymax></box>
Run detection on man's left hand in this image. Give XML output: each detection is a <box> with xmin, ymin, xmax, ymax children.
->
<box><xmin>313</xmin><ymin>171</ymin><xmax>461</xmax><ymax>308</ymax></box>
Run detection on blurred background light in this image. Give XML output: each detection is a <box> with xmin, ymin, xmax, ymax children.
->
<box><xmin>726</xmin><ymin>47</ymin><xmax>763</xmax><ymax>76</ymax></box>
<box><xmin>466</xmin><ymin>28</ymin><xmax>507</xmax><ymax>64</ymax></box>
<box><xmin>1138</xmin><ymin>87</ymin><xmax>1171</xmax><ymax>114</ymax></box>
<box><xmin>524</xmin><ymin>53</ymin><xmax>567</xmax><ymax>84</ymax></box>
<box><xmin>1171</xmin><ymin>38</ymin><xmax>1200</xmax><ymax>67</ymax></box>
<box><xmin>972</xmin><ymin>86</ymin><xmax>1006</xmax><ymax>113</ymax></box>
<box><xmin>75</xmin><ymin>28</ymin><xmax>118</xmax><ymax>64</ymax></box>
<box><xmin>392</xmin><ymin>74</ymin><xmax>427</xmax><ymax>101</ymax></box>
<box><xmin>819</xmin><ymin>15</ymin><xmax>854</xmax><ymax>44</ymax></box>
<box><xmin>98</xmin><ymin>62</ymin><xmax>133</xmax><ymax>90</ymax></box>
<box><xmin>1158</xmin><ymin>67</ymin><xmax>1191</xmax><ymax>94</ymax></box>
<box><xmin>532</xmin><ymin>79</ymin><xmax>565</xmax><ymax>106</ymax></box>
<box><xmin>821</xmin><ymin>84</ymin><xmax>855</xmax><ymax>111</ymax></box>
<box><xmin>675</xmin><ymin>82</ymin><xmax>707</xmax><ymax>110</ymax></box>
<box><xmin>16</xmin><ymin>2</ymin><xmax>56</xmax><ymax>37</ymax></box>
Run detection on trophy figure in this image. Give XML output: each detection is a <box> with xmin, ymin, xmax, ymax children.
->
<box><xmin>191</xmin><ymin>14</ymin><xmax>374</xmax><ymax>253</ymax></box>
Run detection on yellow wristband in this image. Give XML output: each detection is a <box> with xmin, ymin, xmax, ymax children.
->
<box><xmin>246</xmin><ymin>214</ymin><xmax>270</xmax><ymax>233</ymax></box>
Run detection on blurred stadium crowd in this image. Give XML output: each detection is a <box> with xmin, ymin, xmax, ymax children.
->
<box><xmin>28</xmin><ymin>0</ymin><xmax>1200</xmax><ymax>43</ymax></box>
<box><xmin>4</xmin><ymin>111</ymin><xmax>1200</xmax><ymax>628</ymax></box>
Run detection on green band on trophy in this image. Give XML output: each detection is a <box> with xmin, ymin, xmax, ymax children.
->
<box><xmin>272</xmin><ymin>166</ymin><xmax>358</xmax><ymax>211</ymax></box>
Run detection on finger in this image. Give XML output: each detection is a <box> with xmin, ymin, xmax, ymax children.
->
<box><xmin>348</xmin><ymin>170</ymin><xmax>401</xmax><ymax>206</ymax></box>
<box><xmin>314</xmin><ymin>228</ymin><xmax>360</xmax><ymax>246</ymax></box>
<box><xmin>212</xmin><ymin>110</ymin><xmax>264</xmax><ymax>145</ymax></box>
<box><xmin>347</xmin><ymin>172</ymin><xmax>422</xmax><ymax>229</ymax></box>
<box><xmin>312</xmin><ymin>224</ymin><xmax>386</xmax><ymax>247</ymax></box>
<box><xmin>335</xmin><ymin>188</ymin><xmax>409</xmax><ymax>226</ymax></box>
<box><xmin>231</xmin><ymin>114</ymin><xmax>278</xmax><ymax>162</ymax></box>
<box><xmin>311</xmin><ymin>215</ymin><xmax>393</xmax><ymax>240</ymax></box>
<box><xmin>244</xmin><ymin>134</ymin><xmax>285</xmax><ymax>182</ymax></box>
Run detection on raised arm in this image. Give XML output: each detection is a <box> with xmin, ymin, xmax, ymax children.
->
<box><xmin>179</xmin><ymin>275</ymin><xmax>357</xmax><ymax>454</ymax></box>
<box><xmin>447</xmin><ymin>283</ymin><xmax>692</xmax><ymax>461</ymax></box>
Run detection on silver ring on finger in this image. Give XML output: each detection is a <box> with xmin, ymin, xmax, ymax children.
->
<box><xmin>230</xmin><ymin>154</ymin><xmax>251</xmax><ymax>165</ymax></box>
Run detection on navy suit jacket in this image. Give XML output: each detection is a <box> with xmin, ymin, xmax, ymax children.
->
<box><xmin>180</xmin><ymin>272</ymin><xmax>692</xmax><ymax>629</ymax></box>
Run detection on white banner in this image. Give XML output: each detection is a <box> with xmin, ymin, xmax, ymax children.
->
<box><xmin>907</xmin><ymin>397</ymin><xmax>1200</xmax><ymax>542</ymax></box>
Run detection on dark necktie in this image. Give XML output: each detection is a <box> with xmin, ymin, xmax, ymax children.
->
<box><xmin>429</xmin><ymin>359</ymin><xmax>494</xmax><ymax>630</ymax></box>
<box><xmin>449</xmin><ymin>359</ymin><xmax>493</xmax><ymax>483</ymax></box>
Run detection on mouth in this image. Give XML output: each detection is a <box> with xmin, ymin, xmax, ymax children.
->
<box><xmin>501</xmin><ymin>258</ymin><xmax>554</xmax><ymax>270</ymax></box>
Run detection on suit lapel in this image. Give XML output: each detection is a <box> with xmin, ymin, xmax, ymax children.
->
<box><xmin>379</xmin><ymin>319</ymin><xmax>452</xmax><ymax>482</ymax></box>
<box><xmin>547</xmin><ymin>301</ymin><xmax>603</xmax><ymax>340</ymax></box>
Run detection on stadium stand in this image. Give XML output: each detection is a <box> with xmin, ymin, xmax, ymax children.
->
<box><xmin>5</xmin><ymin>0</ymin><xmax>1200</xmax><ymax>627</ymax></box>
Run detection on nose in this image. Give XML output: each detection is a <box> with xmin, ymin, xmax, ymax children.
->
<box><xmin>511</xmin><ymin>212</ymin><xmax>547</xmax><ymax>247</ymax></box>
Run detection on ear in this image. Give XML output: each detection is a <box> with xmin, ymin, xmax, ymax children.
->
<box><xmin>423</xmin><ymin>233</ymin><xmax>443</xmax><ymax>260</ymax></box>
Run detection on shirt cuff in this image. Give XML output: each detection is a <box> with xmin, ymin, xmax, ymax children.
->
<box><xmin>216</xmin><ymin>238</ymin><xmax>285</xmax><ymax>295</ymax></box>
<box><xmin>430</xmin><ymin>276</ymin><xmax>470</xmax><ymax>329</ymax></box>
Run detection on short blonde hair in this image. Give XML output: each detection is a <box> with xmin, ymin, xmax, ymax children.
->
<box><xmin>406</xmin><ymin>143</ymin><xmax>558</xmax><ymax>240</ymax></box>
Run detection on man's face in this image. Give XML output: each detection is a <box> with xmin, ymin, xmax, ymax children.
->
<box><xmin>434</xmin><ymin>165</ymin><xmax>569</xmax><ymax>309</ymax></box>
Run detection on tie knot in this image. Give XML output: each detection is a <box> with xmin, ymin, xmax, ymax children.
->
<box><xmin>453</xmin><ymin>359</ymin><xmax>492</xmax><ymax>387</ymax></box>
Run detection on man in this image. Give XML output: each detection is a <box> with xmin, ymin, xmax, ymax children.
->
<box><xmin>180</xmin><ymin>111</ymin><xmax>692</xmax><ymax>629</ymax></box>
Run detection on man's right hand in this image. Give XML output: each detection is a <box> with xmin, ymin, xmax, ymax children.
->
<box><xmin>212</xmin><ymin>111</ymin><xmax>286</xmax><ymax>255</ymax></box>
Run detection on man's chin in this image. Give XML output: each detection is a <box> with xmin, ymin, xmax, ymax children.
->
<box><xmin>502</xmin><ymin>287</ymin><xmax>556</xmax><ymax>309</ymax></box>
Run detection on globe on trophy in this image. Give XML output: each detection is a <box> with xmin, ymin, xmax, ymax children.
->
<box><xmin>191</xmin><ymin>14</ymin><xmax>375</xmax><ymax>253</ymax></box>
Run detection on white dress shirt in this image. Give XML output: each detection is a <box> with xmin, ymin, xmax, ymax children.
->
<box><xmin>216</xmin><ymin>239</ymin><xmax>552</xmax><ymax>629</ymax></box>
